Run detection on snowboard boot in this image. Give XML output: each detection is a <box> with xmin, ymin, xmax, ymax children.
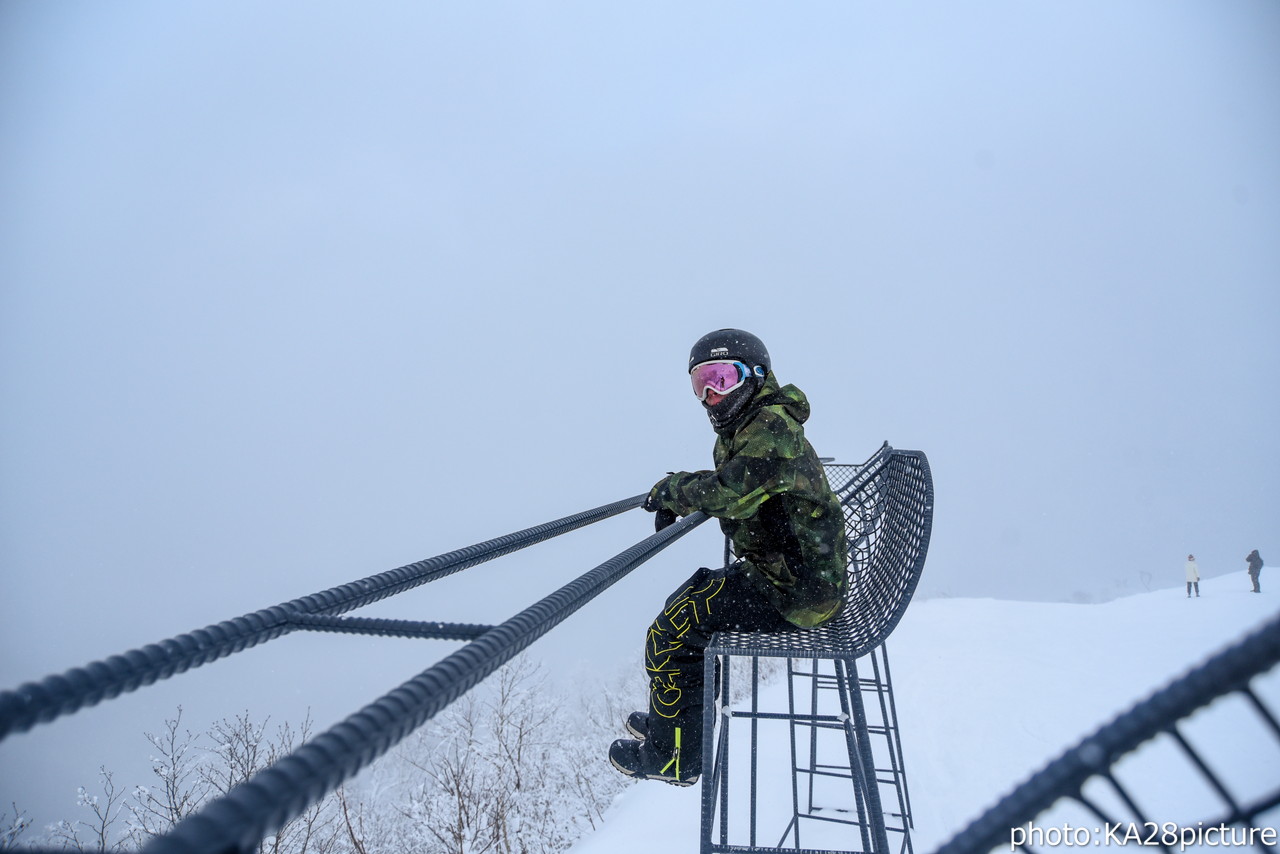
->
<box><xmin>608</xmin><ymin>728</ymin><xmax>700</xmax><ymax>787</ymax></box>
<box><xmin>625</xmin><ymin>710</ymin><xmax>650</xmax><ymax>740</ymax></box>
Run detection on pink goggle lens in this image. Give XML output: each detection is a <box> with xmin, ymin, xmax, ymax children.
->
<box><xmin>690</xmin><ymin>360</ymin><xmax>750</xmax><ymax>401</ymax></box>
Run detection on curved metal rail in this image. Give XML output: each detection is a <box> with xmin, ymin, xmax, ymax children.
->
<box><xmin>711</xmin><ymin>443</ymin><xmax>935</xmax><ymax>658</ymax></box>
<box><xmin>931</xmin><ymin>612</ymin><xmax>1280</xmax><ymax>854</ymax></box>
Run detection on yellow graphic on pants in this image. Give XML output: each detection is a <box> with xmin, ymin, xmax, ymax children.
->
<box><xmin>646</xmin><ymin>573</ymin><xmax>725</xmax><ymax>719</ymax></box>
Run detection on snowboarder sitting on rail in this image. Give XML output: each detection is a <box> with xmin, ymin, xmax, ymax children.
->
<box><xmin>609</xmin><ymin>328</ymin><xmax>848</xmax><ymax>786</ymax></box>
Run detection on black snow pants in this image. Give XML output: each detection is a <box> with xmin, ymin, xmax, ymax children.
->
<box><xmin>644</xmin><ymin>564</ymin><xmax>792</xmax><ymax>765</ymax></box>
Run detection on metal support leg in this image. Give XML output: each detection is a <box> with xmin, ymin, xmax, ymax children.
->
<box><xmin>701</xmin><ymin>650</ymin><xmax>730</xmax><ymax>854</ymax></box>
<box><xmin>839</xmin><ymin>656</ymin><xmax>892</xmax><ymax>854</ymax></box>
<box><xmin>702</xmin><ymin>644</ymin><xmax>914</xmax><ymax>854</ymax></box>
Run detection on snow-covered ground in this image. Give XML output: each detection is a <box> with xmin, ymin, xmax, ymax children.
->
<box><xmin>570</xmin><ymin>576</ymin><xmax>1279</xmax><ymax>854</ymax></box>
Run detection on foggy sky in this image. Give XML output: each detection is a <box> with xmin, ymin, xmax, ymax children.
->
<box><xmin>2</xmin><ymin>0</ymin><xmax>1277</xmax><ymax>833</ymax></box>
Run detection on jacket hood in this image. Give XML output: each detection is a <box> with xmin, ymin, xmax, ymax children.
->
<box><xmin>714</xmin><ymin>374</ymin><xmax>810</xmax><ymax>434</ymax></box>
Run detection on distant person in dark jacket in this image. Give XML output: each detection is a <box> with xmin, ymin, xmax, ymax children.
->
<box><xmin>1185</xmin><ymin>554</ymin><xmax>1200</xmax><ymax>598</ymax></box>
<box><xmin>1246</xmin><ymin>549</ymin><xmax>1263</xmax><ymax>593</ymax></box>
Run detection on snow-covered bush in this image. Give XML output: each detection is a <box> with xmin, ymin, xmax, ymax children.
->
<box><xmin>336</xmin><ymin>656</ymin><xmax>639</xmax><ymax>854</ymax></box>
<box><xmin>28</xmin><ymin>656</ymin><xmax>643</xmax><ymax>854</ymax></box>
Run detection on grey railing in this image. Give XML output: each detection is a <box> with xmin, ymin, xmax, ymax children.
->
<box><xmin>0</xmin><ymin>495</ymin><xmax>710</xmax><ymax>853</ymax></box>
<box><xmin>931</xmin><ymin>612</ymin><xmax>1280</xmax><ymax>854</ymax></box>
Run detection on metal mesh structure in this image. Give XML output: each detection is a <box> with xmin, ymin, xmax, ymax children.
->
<box><xmin>931</xmin><ymin>612</ymin><xmax>1280</xmax><ymax>854</ymax></box>
<box><xmin>711</xmin><ymin>444</ymin><xmax>934</xmax><ymax>660</ymax></box>
<box><xmin>702</xmin><ymin>444</ymin><xmax>935</xmax><ymax>854</ymax></box>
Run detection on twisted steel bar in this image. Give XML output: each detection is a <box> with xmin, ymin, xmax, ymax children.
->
<box><xmin>0</xmin><ymin>493</ymin><xmax>644</xmax><ymax>742</ymax></box>
<box><xmin>290</xmin><ymin>614</ymin><xmax>494</xmax><ymax>640</ymax></box>
<box><xmin>141</xmin><ymin>511</ymin><xmax>710</xmax><ymax>854</ymax></box>
<box><xmin>930</xmin><ymin>612</ymin><xmax>1280</xmax><ymax>854</ymax></box>
<box><xmin>286</xmin><ymin>614</ymin><xmax>495</xmax><ymax>641</ymax></box>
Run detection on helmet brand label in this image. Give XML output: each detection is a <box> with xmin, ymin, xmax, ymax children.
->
<box><xmin>710</xmin><ymin>347</ymin><xmax>729</xmax><ymax>358</ymax></box>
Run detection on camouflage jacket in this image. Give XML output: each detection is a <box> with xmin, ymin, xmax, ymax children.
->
<box><xmin>649</xmin><ymin>376</ymin><xmax>847</xmax><ymax>627</ymax></box>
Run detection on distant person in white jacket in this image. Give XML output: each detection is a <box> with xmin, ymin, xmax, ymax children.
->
<box><xmin>1185</xmin><ymin>554</ymin><xmax>1200</xmax><ymax>598</ymax></box>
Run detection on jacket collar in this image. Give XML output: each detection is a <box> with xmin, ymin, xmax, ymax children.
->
<box><xmin>713</xmin><ymin>374</ymin><xmax>810</xmax><ymax>435</ymax></box>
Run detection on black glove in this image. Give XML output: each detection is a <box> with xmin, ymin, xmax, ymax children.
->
<box><xmin>643</xmin><ymin>474</ymin><xmax>675</xmax><ymax>512</ymax></box>
<box><xmin>654</xmin><ymin>508</ymin><xmax>678</xmax><ymax>532</ymax></box>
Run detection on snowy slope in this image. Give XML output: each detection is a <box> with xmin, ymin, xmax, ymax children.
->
<box><xmin>570</xmin><ymin>576</ymin><xmax>1278</xmax><ymax>854</ymax></box>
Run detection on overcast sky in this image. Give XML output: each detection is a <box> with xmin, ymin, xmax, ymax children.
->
<box><xmin>1</xmin><ymin>0</ymin><xmax>1277</xmax><ymax>833</ymax></box>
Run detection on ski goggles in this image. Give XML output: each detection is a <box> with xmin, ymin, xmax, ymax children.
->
<box><xmin>690</xmin><ymin>360</ymin><xmax>754</xmax><ymax>401</ymax></box>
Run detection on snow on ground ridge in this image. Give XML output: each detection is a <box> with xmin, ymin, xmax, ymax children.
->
<box><xmin>570</xmin><ymin>576</ymin><xmax>1279</xmax><ymax>854</ymax></box>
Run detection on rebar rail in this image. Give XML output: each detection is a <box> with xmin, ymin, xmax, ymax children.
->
<box><xmin>1</xmin><ymin>445</ymin><xmax>935</xmax><ymax>854</ymax></box>
<box><xmin>0</xmin><ymin>493</ymin><xmax>644</xmax><ymax>741</ymax></box>
<box><xmin>286</xmin><ymin>614</ymin><xmax>496</xmax><ymax>641</ymax></box>
<box><xmin>930</xmin><ymin>612</ymin><xmax>1280</xmax><ymax>854</ymax></box>
<box><xmin>2</xmin><ymin>493</ymin><xmax>710</xmax><ymax>854</ymax></box>
<box><xmin>139</xmin><ymin>510</ymin><xmax>710</xmax><ymax>854</ymax></box>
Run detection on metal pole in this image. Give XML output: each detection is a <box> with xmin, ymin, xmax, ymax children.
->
<box><xmin>142</xmin><ymin>512</ymin><xmax>709</xmax><ymax>854</ymax></box>
<box><xmin>0</xmin><ymin>494</ymin><xmax>646</xmax><ymax>741</ymax></box>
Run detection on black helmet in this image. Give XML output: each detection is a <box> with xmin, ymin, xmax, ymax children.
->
<box><xmin>688</xmin><ymin>329</ymin><xmax>770</xmax><ymax>429</ymax></box>
<box><xmin>688</xmin><ymin>328</ymin><xmax>771</xmax><ymax>375</ymax></box>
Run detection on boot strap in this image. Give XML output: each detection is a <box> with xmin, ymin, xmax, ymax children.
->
<box><xmin>660</xmin><ymin>726</ymin><xmax>682</xmax><ymax>778</ymax></box>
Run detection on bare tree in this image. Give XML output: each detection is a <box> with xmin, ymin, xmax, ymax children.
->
<box><xmin>334</xmin><ymin>789</ymin><xmax>367</xmax><ymax>854</ymax></box>
<box><xmin>200</xmin><ymin>710</ymin><xmax>338</xmax><ymax>854</ymax></box>
<box><xmin>401</xmin><ymin>693</ymin><xmax>494</xmax><ymax>854</ymax></box>
<box><xmin>202</xmin><ymin>711</ymin><xmax>270</xmax><ymax>797</ymax></box>
<box><xmin>380</xmin><ymin>657</ymin><xmax>639</xmax><ymax>854</ymax></box>
<box><xmin>558</xmin><ymin>678</ymin><xmax>642</xmax><ymax>834</ymax></box>
<box><xmin>1</xmin><ymin>803</ymin><xmax>31</xmax><ymax>850</ymax></box>
<box><xmin>127</xmin><ymin>706</ymin><xmax>207</xmax><ymax>846</ymax></box>
<box><xmin>35</xmin><ymin>656</ymin><xmax>645</xmax><ymax>854</ymax></box>
<box><xmin>327</xmin><ymin>760</ymin><xmax>403</xmax><ymax>854</ymax></box>
<box><xmin>489</xmin><ymin>664</ymin><xmax>552</xmax><ymax>795</ymax></box>
<box><xmin>47</xmin><ymin>768</ymin><xmax>126</xmax><ymax>852</ymax></box>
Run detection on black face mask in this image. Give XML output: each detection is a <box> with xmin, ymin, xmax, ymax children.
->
<box><xmin>704</xmin><ymin>379</ymin><xmax>758</xmax><ymax>429</ymax></box>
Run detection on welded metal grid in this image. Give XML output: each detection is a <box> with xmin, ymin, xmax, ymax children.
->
<box><xmin>701</xmin><ymin>445</ymin><xmax>934</xmax><ymax>854</ymax></box>
<box><xmin>700</xmin><ymin>644</ymin><xmax>918</xmax><ymax>854</ymax></box>
<box><xmin>931</xmin><ymin>613</ymin><xmax>1280</xmax><ymax>854</ymax></box>
<box><xmin>710</xmin><ymin>444</ymin><xmax>935</xmax><ymax>660</ymax></box>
